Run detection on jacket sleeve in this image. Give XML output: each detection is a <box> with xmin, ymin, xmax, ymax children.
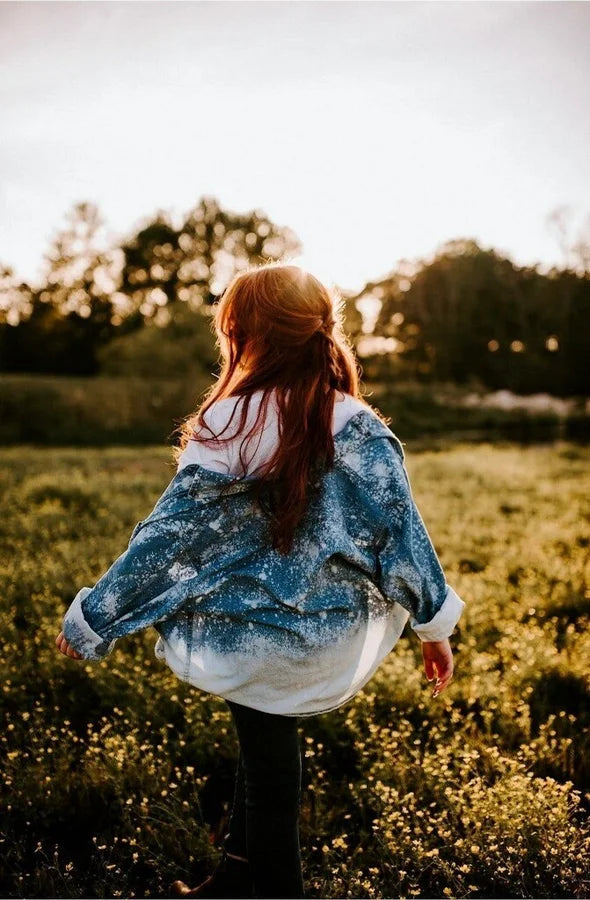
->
<box><xmin>61</xmin><ymin>512</ymin><xmax>196</xmax><ymax>661</ymax></box>
<box><xmin>376</xmin><ymin>440</ymin><xmax>465</xmax><ymax>642</ymax></box>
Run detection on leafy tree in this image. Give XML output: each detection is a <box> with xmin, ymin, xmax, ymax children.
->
<box><xmin>369</xmin><ymin>239</ymin><xmax>590</xmax><ymax>394</ymax></box>
<box><xmin>118</xmin><ymin>195</ymin><xmax>301</xmax><ymax>321</ymax></box>
<box><xmin>0</xmin><ymin>265</ymin><xmax>33</xmax><ymax>326</ymax></box>
<box><xmin>41</xmin><ymin>202</ymin><xmax>118</xmax><ymax>335</ymax></box>
<box><xmin>96</xmin><ymin>302</ymin><xmax>218</xmax><ymax>379</ymax></box>
<box><xmin>0</xmin><ymin>197</ymin><xmax>301</xmax><ymax>375</ymax></box>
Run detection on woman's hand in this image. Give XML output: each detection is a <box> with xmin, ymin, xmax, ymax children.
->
<box><xmin>422</xmin><ymin>637</ymin><xmax>454</xmax><ymax>697</ymax></box>
<box><xmin>55</xmin><ymin>630</ymin><xmax>84</xmax><ymax>660</ymax></box>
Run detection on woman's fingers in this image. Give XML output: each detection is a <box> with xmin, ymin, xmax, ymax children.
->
<box><xmin>432</xmin><ymin>673</ymin><xmax>453</xmax><ymax>696</ymax></box>
<box><xmin>422</xmin><ymin>639</ymin><xmax>454</xmax><ymax>694</ymax></box>
<box><xmin>423</xmin><ymin>656</ymin><xmax>435</xmax><ymax>681</ymax></box>
<box><xmin>426</xmin><ymin>653</ymin><xmax>454</xmax><ymax>697</ymax></box>
<box><xmin>55</xmin><ymin>631</ymin><xmax>83</xmax><ymax>659</ymax></box>
<box><xmin>432</xmin><ymin>662</ymin><xmax>454</xmax><ymax>696</ymax></box>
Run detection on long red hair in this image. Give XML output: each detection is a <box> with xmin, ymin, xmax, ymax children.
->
<box><xmin>173</xmin><ymin>262</ymin><xmax>378</xmax><ymax>554</ymax></box>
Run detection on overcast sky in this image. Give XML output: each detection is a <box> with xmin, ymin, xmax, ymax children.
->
<box><xmin>1</xmin><ymin>1</ymin><xmax>589</xmax><ymax>292</ymax></box>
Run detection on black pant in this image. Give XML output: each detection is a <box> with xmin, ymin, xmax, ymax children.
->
<box><xmin>223</xmin><ymin>699</ymin><xmax>305</xmax><ymax>899</ymax></box>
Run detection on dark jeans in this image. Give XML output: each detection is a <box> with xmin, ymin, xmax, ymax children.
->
<box><xmin>223</xmin><ymin>699</ymin><xmax>305</xmax><ymax>899</ymax></box>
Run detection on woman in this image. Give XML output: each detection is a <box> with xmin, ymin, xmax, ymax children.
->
<box><xmin>56</xmin><ymin>262</ymin><xmax>465</xmax><ymax>899</ymax></box>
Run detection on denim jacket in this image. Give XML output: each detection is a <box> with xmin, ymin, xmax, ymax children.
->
<box><xmin>62</xmin><ymin>408</ymin><xmax>465</xmax><ymax>716</ymax></box>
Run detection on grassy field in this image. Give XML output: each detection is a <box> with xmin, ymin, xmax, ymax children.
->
<box><xmin>1</xmin><ymin>442</ymin><xmax>589</xmax><ymax>899</ymax></box>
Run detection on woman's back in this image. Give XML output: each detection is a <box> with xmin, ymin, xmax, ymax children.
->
<box><xmin>157</xmin><ymin>405</ymin><xmax>417</xmax><ymax>717</ymax></box>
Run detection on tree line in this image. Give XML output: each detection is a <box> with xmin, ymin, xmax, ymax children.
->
<box><xmin>359</xmin><ymin>238</ymin><xmax>589</xmax><ymax>395</ymax></box>
<box><xmin>0</xmin><ymin>199</ymin><xmax>588</xmax><ymax>395</ymax></box>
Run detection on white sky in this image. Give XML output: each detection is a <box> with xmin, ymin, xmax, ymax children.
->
<box><xmin>1</xmin><ymin>0</ymin><xmax>589</xmax><ymax>293</ymax></box>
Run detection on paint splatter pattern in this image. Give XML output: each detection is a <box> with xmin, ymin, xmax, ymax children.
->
<box><xmin>62</xmin><ymin>409</ymin><xmax>465</xmax><ymax>716</ymax></box>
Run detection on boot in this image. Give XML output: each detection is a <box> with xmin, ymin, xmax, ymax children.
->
<box><xmin>171</xmin><ymin>849</ymin><xmax>254</xmax><ymax>899</ymax></box>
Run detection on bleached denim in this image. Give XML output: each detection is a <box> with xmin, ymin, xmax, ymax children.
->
<box><xmin>62</xmin><ymin>409</ymin><xmax>465</xmax><ymax>716</ymax></box>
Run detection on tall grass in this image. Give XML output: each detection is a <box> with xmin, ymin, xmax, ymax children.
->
<box><xmin>1</xmin><ymin>442</ymin><xmax>589</xmax><ymax>898</ymax></box>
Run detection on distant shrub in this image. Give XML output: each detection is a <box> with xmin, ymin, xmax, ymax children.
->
<box><xmin>0</xmin><ymin>373</ymin><xmax>213</xmax><ymax>445</ymax></box>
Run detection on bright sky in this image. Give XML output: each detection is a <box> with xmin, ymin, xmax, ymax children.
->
<box><xmin>1</xmin><ymin>1</ymin><xmax>589</xmax><ymax>293</ymax></box>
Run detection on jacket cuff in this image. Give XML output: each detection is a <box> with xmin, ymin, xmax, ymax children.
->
<box><xmin>410</xmin><ymin>584</ymin><xmax>465</xmax><ymax>642</ymax></box>
<box><xmin>62</xmin><ymin>587</ymin><xmax>117</xmax><ymax>660</ymax></box>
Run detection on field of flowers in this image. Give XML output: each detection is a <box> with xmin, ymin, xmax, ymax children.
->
<box><xmin>1</xmin><ymin>441</ymin><xmax>589</xmax><ymax>899</ymax></box>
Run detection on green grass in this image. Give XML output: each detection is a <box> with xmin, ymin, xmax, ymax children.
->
<box><xmin>1</xmin><ymin>442</ymin><xmax>589</xmax><ymax>898</ymax></box>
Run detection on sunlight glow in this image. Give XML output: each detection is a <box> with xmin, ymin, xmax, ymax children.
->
<box><xmin>281</xmin><ymin>253</ymin><xmax>342</xmax><ymax>291</ymax></box>
<box><xmin>546</xmin><ymin>335</ymin><xmax>559</xmax><ymax>352</ymax></box>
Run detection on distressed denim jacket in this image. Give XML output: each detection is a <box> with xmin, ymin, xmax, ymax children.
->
<box><xmin>62</xmin><ymin>408</ymin><xmax>465</xmax><ymax>716</ymax></box>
